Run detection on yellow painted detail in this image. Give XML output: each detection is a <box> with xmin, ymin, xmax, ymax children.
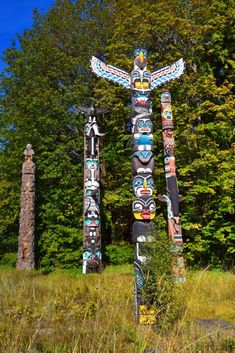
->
<box><xmin>134</xmin><ymin>81</ymin><xmax>149</xmax><ymax>90</ymax></box>
<box><xmin>143</xmin><ymin>179</ymin><xmax>147</xmax><ymax>189</ymax></box>
<box><xmin>139</xmin><ymin>51</ymin><xmax>144</xmax><ymax>62</ymax></box>
<box><xmin>142</xmin><ymin>82</ymin><xmax>149</xmax><ymax>89</ymax></box>
<box><xmin>133</xmin><ymin>211</ymin><xmax>142</xmax><ymax>220</ymax></box>
<box><xmin>135</xmin><ymin>81</ymin><xmax>142</xmax><ymax>89</ymax></box>
<box><xmin>139</xmin><ymin>305</ymin><xmax>157</xmax><ymax>325</ymax></box>
<box><xmin>139</xmin><ymin>315</ymin><xmax>157</xmax><ymax>325</ymax></box>
<box><xmin>149</xmin><ymin>212</ymin><xmax>156</xmax><ymax>220</ymax></box>
<box><xmin>139</xmin><ymin>305</ymin><xmax>156</xmax><ymax>315</ymax></box>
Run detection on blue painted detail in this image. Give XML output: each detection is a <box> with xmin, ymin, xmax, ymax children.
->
<box><xmin>83</xmin><ymin>251</ymin><xmax>92</xmax><ymax>260</ymax></box>
<box><xmin>91</xmin><ymin>57</ymin><xmax>131</xmax><ymax>89</ymax></box>
<box><xmin>151</xmin><ymin>58</ymin><xmax>185</xmax><ymax>89</ymax></box>
<box><xmin>85</xmin><ymin>219</ymin><xmax>100</xmax><ymax>226</ymax></box>
<box><xmin>126</xmin><ymin>122</ymin><xmax>132</xmax><ymax>132</ymax></box>
<box><xmin>137</xmin><ymin>119</ymin><xmax>152</xmax><ymax>130</ymax></box>
<box><xmin>133</xmin><ymin>150</ymin><xmax>153</xmax><ymax>163</ymax></box>
<box><xmin>96</xmin><ymin>251</ymin><xmax>101</xmax><ymax>259</ymax></box>
<box><xmin>134</xmin><ymin>49</ymin><xmax>148</xmax><ymax>57</ymax></box>
<box><xmin>135</xmin><ymin>268</ymin><xmax>145</xmax><ymax>287</ymax></box>
<box><xmin>137</xmin><ymin>135</ymin><xmax>153</xmax><ymax>145</ymax></box>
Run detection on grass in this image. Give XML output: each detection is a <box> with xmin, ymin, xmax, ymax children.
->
<box><xmin>0</xmin><ymin>266</ymin><xmax>234</xmax><ymax>353</ymax></box>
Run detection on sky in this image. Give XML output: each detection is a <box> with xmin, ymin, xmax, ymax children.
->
<box><xmin>0</xmin><ymin>0</ymin><xmax>55</xmax><ymax>72</ymax></box>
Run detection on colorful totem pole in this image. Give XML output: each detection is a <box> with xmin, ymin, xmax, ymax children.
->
<box><xmin>159</xmin><ymin>89</ymin><xmax>185</xmax><ymax>282</ymax></box>
<box><xmin>17</xmin><ymin>144</ymin><xmax>35</xmax><ymax>270</ymax></box>
<box><xmin>91</xmin><ymin>50</ymin><xmax>185</xmax><ymax>323</ymax></box>
<box><xmin>78</xmin><ymin>106</ymin><xmax>106</xmax><ymax>274</ymax></box>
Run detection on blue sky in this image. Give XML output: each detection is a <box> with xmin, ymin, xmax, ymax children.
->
<box><xmin>0</xmin><ymin>0</ymin><xmax>55</xmax><ymax>72</ymax></box>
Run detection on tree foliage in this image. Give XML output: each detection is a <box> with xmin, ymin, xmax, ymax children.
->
<box><xmin>0</xmin><ymin>0</ymin><xmax>234</xmax><ymax>268</ymax></box>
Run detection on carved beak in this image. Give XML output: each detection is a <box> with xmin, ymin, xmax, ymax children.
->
<box><xmin>139</xmin><ymin>51</ymin><xmax>144</xmax><ymax>63</ymax></box>
<box><xmin>143</xmin><ymin>179</ymin><xmax>147</xmax><ymax>189</ymax></box>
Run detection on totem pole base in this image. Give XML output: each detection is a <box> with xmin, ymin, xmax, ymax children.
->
<box><xmin>138</xmin><ymin>305</ymin><xmax>157</xmax><ymax>325</ymax></box>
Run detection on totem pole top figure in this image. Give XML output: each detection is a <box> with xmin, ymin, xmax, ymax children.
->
<box><xmin>76</xmin><ymin>104</ymin><xmax>108</xmax><ymax>118</ymax></box>
<box><xmin>23</xmin><ymin>144</ymin><xmax>35</xmax><ymax>173</ymax></box>
<box><xmin>24</xmin><ymin>143</ymin><xmax>34</xmax><ymax>160</ymax></box>
<box><xmin>91</xmin><ymin>49</ymin><xmax>185</xmax><ymax>91</ymax></box>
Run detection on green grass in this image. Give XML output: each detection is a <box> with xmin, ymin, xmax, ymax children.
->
<box><xmin>0</xmin><ymin>266</ymin><xmax>234</xmax><ymax>352</ymax></box>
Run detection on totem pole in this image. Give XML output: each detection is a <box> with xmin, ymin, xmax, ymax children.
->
<box><xmin>17</xmin><ymin>144</ymin><xmax>35</xmax><ymax>270</ymax></box>
<box><xmin>91</xmin><ymin>50</ymin><xmax>185</xmax><ymax>323</ymax></box>
<box><xmin>159</xmin><ymin>89</ymin><xmax>185</xmax><ymax>282</ymax></box>
<box><xmin>78</xmin><ymin>106</ymin><xmax>106</xmax><ymax>274</ymax></box>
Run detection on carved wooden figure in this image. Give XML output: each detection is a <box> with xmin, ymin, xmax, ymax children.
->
<box><xmin>17</xmin><ymin>144</ymin><xmax>35</xmax><ymax>270</ymax></box>
<box><xmin>78</xmin><ymin>106</ymin><xmax>106</xmax><ymax>274</ymax></box>
<box><xmin>91</xmin><ymin>50</ymin><xmax>185</xmax><ymax>324</ymax></box>
<box><xmin>159</xmin><ymin>89</ymin><xmax>186</xmax><ymax>282</ymax></box>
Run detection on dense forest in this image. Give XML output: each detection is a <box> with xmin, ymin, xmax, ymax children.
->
<box><xmin>0</xmin><ymin>0</ymin><xmax>234</xmax><ymax>269</ymax></box>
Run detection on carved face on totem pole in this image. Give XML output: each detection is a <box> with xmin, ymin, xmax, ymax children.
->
<box><xmin>133</xmin><ymin>117</ymin><xmax>153</xmax><ymax>144</ymax></box>
<box><xmin>163</xmin><ymin>130</ymin><xmax>175</xmax><ymax>157</ymax></box>
<box><xmin>85</xmin><ymin>159</ymin><xmax>99</xmax><ymax>180</ymax></box>
<box><xmin>161</xmin><ymin>90</ymin><xmax>171</xmax><ymax>104</ymax></box>
<box><xmin>132</xmin><ymin>196</ymin><xmax>156</xmax><ymax>220</ymax></box>
<box><xmin>133</xmin><ymin>49</ymin><xmax>148</xmax><ymax>70</ymax></box>
<box><xmin>133</xmin><ymin>174</ymin><xmax>154</xmax><ymax>197</ymax></box>
<box><xmin>161</xmin><ymin>105</ymin><xmax>173</xmax><ymax>129</ymax></box>
<box><xmin>134</xmin><ymin>117</ymin><xmax>153</xmax><ymax>135</ymax></box>
<box><xmin>84</xmin><ymin>196</ymin><xmax>100</xmax><ymax>227</ymax></box>
<box><xmin>132</xmin><ymin>148</ymin><xmax>154</xmax><ymax>175</ymax></box>
<box><xmin>85</xmin><ymin>179</ymin><xmax>99</xmax><ymax>197</ymax></box>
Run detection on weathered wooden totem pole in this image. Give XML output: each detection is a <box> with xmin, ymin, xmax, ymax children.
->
<box><xmin>91</xmin><ymin>50</ymin><xmax>185</xmax><ymax>323</ymax></box>
<box><xmin>78</xmin><ymin>106</ymin><xmax>106</xmax><ymax>274</ymax></box>
<box><xmin>17</xmin><ymin>144</ymin><xmax>35</xmax><ymax>270</ymax></box>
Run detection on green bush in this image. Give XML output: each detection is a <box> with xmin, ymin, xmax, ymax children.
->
<box><xmin>0</xmin><ymin>252</ymin><xmax>17</xmax><ymax>267</ymax></box>
<box><xmin>39</xmin><ymin>225</ymin><xmax>83</xmax><ymax>270</ymax></box>
<box><xmin>105</xmin><ymin>242</ymin><xmax>133</xmax><ymax>265</ymax></box>
<box><xmin>142</xmin><ymin>232</ymin><xmax>185</xmax><ymax>330</ymax></box>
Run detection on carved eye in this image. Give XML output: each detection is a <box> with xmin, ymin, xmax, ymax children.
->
<box><xmin>146</xmin><ymin>121</ymin><xmax>152</xmax><ymax>128</ymax></box>
<box><xmin>134</xmin><ymin>177</ymin><xmax>143</xmax><ymax>188</ymax></box>
<box><xmin>147</xmin><ymin>178</ymin><xmax>154</xmax><ymax>187</ymax></box>
<box><xmin>137</xmin><ymin>120</ymin><xmax>144</xmax><ymax>128</ymax></box>
<box><xmin>134</xmin><ymin>202</ymin><xmax>143</xmax><ymax>211</ymax></box>
<box><xmin>142</xmin><ymin>82</ymin><xmax>149</xmax><ymax>89</ymax></box>
<box><xmin>135</xmin><ymin>81</ymin><xmax>142</xmax><ymax>89</ymax></box>
<box><xmin>149</xmin><ymin>203</ymin><xmax>156</xmax><ymax>211</ymax></box>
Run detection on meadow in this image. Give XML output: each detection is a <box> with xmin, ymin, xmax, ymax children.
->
<box><xmin>0</xmin><ymin>266</ymin><xmax>234</xmax><ymax>353</ymax></box>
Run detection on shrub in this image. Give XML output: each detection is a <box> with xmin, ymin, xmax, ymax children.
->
<box><xmin>105</xmin><ymin>242</ymin><xmax>133</xmax><ymax>265</ymax></box>
<box><xmin>0</xmin><ymin>252</ymin><xmax>17</xmax><ymax>267</ymax></box>
<box><xmin>142</xmin><ymin>231</ymin><xmax>185</xmax><ymax>330</ymax></box>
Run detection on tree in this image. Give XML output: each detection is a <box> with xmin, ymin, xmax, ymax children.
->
<box><xmin>0</xmin><ymin>0</ymin><xmax>234</xmax><ymax>268</ymax></box>
<box><xmin>0</xmin><ymin>0</ymin><xmax>115</xmax><ymax>268</ymax></box>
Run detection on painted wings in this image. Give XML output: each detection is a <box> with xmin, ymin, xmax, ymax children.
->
<box><xmin>151</xmin><ymin>58</ymin><xmax>185</xmax><ymax>89</ymax></box>
<box><xmin>91</xmin><ymin>56</ymin><xmax>131</xmax><ymax>89</ymax></box>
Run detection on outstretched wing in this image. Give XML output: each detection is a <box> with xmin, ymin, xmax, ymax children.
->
<box><xmin>151</xmin><ymin>58</ymin><xmax>185</xmax><ymax>89</ymax></box>
<box><xmin>91</xmin><ymin>56</ymin><xmax>131</xmax><ymax>89</ymax></box>
<box><xmin>76</xmin><ymin>106</ymin><xmax>92</xmax><ymax>115</ymax></box>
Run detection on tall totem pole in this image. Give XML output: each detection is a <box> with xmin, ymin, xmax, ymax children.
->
<box><xmin>159</xmin><ymin>89</ymin><xmax>185</xmax><ymax>282</ymax></box>
<box><xmin>78</xmin><ymin>106</ymin><xmax>106</xmax><ymax>274</ymax></box>
<box><xmin>17</xmin><ymin>144</ymin><xmax>35</xmax><ymax>270</ymax></box>
<box><xmin>91</xmin><ymin>50</ymin><xmax>185</xmax><ymax>323</ymax></box>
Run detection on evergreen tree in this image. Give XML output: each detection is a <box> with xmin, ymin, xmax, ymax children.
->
<box><xmin>0</xmin><ymin>0</ymin><xmax>234</xmax><ymax>268</ymax></box>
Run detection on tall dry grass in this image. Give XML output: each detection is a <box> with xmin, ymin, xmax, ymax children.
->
<box><xmin>0</xmin><ymin>266</ymin><xmax>234</xmax><ymax>353</ymax></box>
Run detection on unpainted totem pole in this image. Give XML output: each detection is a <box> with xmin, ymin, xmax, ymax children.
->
<box><xmin>91</xmin><ymin>50</ymin><xmax>185</xmax><ymax>324</ymax></box>
<box><xmin>17</xmin><ymin>144</ymin><xmax>35</xmax><ymax>270</ymax></box>
<box><xmin>78</xmin><ymin>106</ymin><xmax>106</xmax><ymax>274</ymax></box>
